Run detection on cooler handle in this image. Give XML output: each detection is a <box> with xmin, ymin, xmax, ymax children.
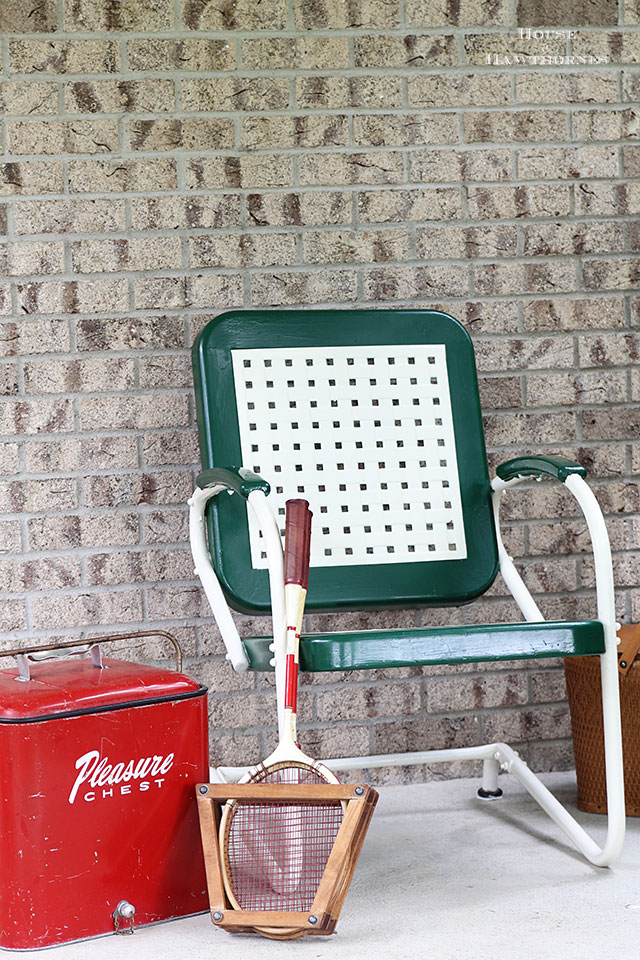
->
<box><xmin>0</xmin><ymin>630</ymin><xmax>183</xmax><ymax>682</ymax></box>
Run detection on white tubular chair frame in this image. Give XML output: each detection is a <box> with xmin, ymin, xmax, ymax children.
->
<box><xmin>203</xmin><ymin>470</ymin><xmax>625</xmax><ymax>868</ymax></box>
<box><xmin>188</xmin><ymin>483</ymin><xmax>287</xmax><ymax>737</ymax></box>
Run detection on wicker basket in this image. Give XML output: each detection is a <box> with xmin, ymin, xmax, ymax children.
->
<box><xmin>564</xmin><ymin>624</ymin><xmax>640</xmax><ymax>816</ymax></box>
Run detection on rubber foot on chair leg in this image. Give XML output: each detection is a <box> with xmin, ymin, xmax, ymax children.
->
<box><xmin>477</xmin><ymin>787</ymin><xmax>503</xmax><ymax>800</ymax></box>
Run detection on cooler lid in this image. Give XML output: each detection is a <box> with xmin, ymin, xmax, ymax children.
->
<box><xmin>0</xmin><ymin>658</ymin><xmax>206</xmax><ymax>723</ymax></box>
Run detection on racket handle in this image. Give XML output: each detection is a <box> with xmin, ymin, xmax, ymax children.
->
<box><xmin>284</xmin><ymin>499</ymin><xmax>312</xmax><ymax>589</ymax></box>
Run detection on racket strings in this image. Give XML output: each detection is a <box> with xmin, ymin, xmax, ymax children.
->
<box><xmin>224</xmin><ymin>764</ymin><xmax>343</xmax><ymax>912</ymax></box>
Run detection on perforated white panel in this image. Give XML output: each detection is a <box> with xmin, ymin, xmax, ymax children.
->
<box><xmin>231</xmin><ymin>345</ymin><xmax>467</xmax><ymax>569</ymax></box>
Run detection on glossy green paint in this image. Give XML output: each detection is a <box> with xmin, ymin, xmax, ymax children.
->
<box><xmin>192</xmin><ymin>309</ymin><xmax>499</xmax><ymax>614</ymax></box>
<box><xmin>241</xmin><ymin>620</ymin><xmax>605</xmax><ymax>672</ymax></box>
<box><xmin>196</xmin><ymin>467</ymin><xmax>270</xmax><ymax>499</ymax></box>
<box><xmin>497</xmin><ymin>455</ymin><xmax>587</xmax><ymax>484</ymax></box>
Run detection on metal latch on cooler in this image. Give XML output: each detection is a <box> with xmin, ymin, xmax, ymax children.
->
<box><xmin>113</xmin><ymin>900</ymin><xmax>135</xmax><ymax>934</ymax></box>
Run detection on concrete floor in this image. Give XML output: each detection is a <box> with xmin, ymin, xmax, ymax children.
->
<box><xmin>17</xmin><ymin>771</ymin><xmax>640</xmax><ymax>960</ymax></box>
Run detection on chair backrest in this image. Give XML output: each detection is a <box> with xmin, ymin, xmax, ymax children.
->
<box><xmin>193</xmin><ymin>309</ymin><xmax>498</xmax><ymax>614</ymax></box>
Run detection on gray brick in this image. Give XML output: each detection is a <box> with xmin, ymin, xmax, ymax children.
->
<box><xmin>142</xmin><ymin>430</ymin><xmax>198</xmax><ymax>465</ymax></box>
<box><xmin>16</xmin><ymin>278</ymin><xmax>129</xmax><ymax>315</ymax></box>
<box><xmin>127</xmin><ymin>118</ymin><xmax>234</xmax><ymax>152</ymax></box>
<box><xmin>354</xmin><ymin>34</ymin><xmax>457</xmax><ymax>68</ymax></box>
<box><xmin>475</xmin><ymin>336</ymin><xmax>574</xmax><ymax>372</ymax></box>
<box><xmin>464</xmin><ymin>32</ymin><xmax>564</xmax><ymax>65</ymax></box>
<box><xmin>23</xmin><ymin>358</ymin><xmax>135</xmax><ymax>395</ymax></box>
<box><xmin>363</xmin><ymin>264</ymin><xmax>469</xmax><ymax>300</ymax></box>
<box><xmin>411</xmin><ymin>148</ymin><xmax>512</xmax><ymax>183</ymax></box>
<box><xmin>522</xmin><ymin>297</ymin><xmax>625</xmax><ymax>331</ymax></box>
<box><xmin>467</xmin><ymin>185</ymin><xmax>571</xmax><ymax>219</ymax></box>
<box><xmin>25</xmin><ymin>436</ymin><xmax>138</xmax><ymax>473</ymax></box>
<box><xmin>131</xmin><ymin>194</ymin><xmax>241</xmax><ymax>230</ymax></box>
<box><xmin>0</xmin><ymin>161</ymin><xmax>64</xmax><ymax>196</ymax></box>
<box><xmin>427</xmin><ymin>673</ymin><xmax>528</xmax><ymax>713</ymax></box>
<box><xmin>79</xmin><ymin>393</ymin><xmax>189</xmax><ymax>432</ymax></box>
<box><xmin>243</xmin><ymin>37</ymin><xmax>349</xmax><ymax>71</ymax></box>
<box><xmin>0</xmin><ymin>82</ymin><xmax>58</xmax><ymax>116</ymax></box>
<box><xmin>0</xmin><ymin>364</ymin><xmax>18</xmax><ymax>397</ymax></box>
<box><xmin>417</xmin><ymin>225</ymin><xmax>517</xmax><ymax>259</ymax></box>
<box><xmin>241</xmin><ymin>115</ymin><xmax>348</xmax><ymax>151</ymax></box>
<box><xmin>573</xmin><ymin>109</ymin><xmax>640</xmax><ymax>142</ymax></box>
<box><xmin>359</xmin><ymin>187</ymin><xmax>462</xmax><ymax>223</ymax></box>
<box><xmin>407</xmin><ymin>0</ymin><xmax>510</xmax><ymax>25</ymax></box>
<box><xmin>409</xmin><ymin>74</ymin><xmax>510</xmax><ymax>106</ymax></box>
<box><xmin>303</xmin><ymin>229</ymin><xmax>408</xmax><ymax>265</ymax></box>
<box><xmin>516</xmin><ymin>72</ymin><xmax>618</xmax><ymax>105</ymax></box>
<box><xmin>251</xmin><ymin>270</ymin><xmax>357</xmax><ymax>306</ymax></box>
<box><xmin>0</xmin><ymin>599</ymin><xmax>27</xmax><ymax>634</ymax></box>
<box><xmin>475</xmin><ymin>261</ymin><xmax>577</xmax><ymax>296</ymax></box>
<box><xmin>523</xmin><ymin>222</ymin><xmax>625</xmax><ymax>256</ymax></box>
<box><xmin>31</xmin><ymin>591</ymin><xmax>142</xmax><ymax>631</ymax></box>
<box><xmin>142</xmin><ymin>509</ymin><xmax>189</xmax><ymax>545</ymax></box>
<box><xmin>5</xmin><ymin>477</ymin><xmax>78</xmax><ymax>513</ymax></box>
<box><xmin>246</xmin><ymin>191</ymin><xmax>351</xmax><ymax>227</ymax></box>
<box><xmin>64</xmin><ymin>79</ymin><xmax>175</xmax><ymax>114</ymax></box>
<box><xmin>7</xmin><ymin>119</ymin><xmax>119</xmax><ymax>156</ymax></box>
<box><xmin>68</xmin><ymin>158</ymin><xmax>177</xmax><ymax>193</ymax></box>
<box><xmin>76</xmin><ymin>316</ymin><xmax>185</xmax><ymax>352</ymax></box>
<box><xmin>465</xmin><ymin>110</ymin><xmax>566</xmax><ymax>143</ymax></box>
<box><xmin>188</xmin><ymin>274</ymin><xmax>244</xmax><ymax>309</ymax></box>
<box><xmin>64</xmin><ymin>0</ymin><xmax>174</xmax><ymax>30</ymax></box>
<box><xmin>0</xmin><ymin>442</ymin><xmax>19</xmax><ymax>475</ymax></box>
<box><xmin>28</xmin><ymin>514</ymin><xmax>138</xmax><ymax>551</ymax></box>
<box><xmin>128</xmin><ymin>38</ymin><xmax>236</xmax><ymax>72</ymax></box>
<box><xmin>518</xmin><ymin>146</ymin><xmax>618</xmax><ymax>180</ymax></box>
<box><xmin>138</xmin><ymin>356</ymin><xmax>192</xmax><ymax>389</ymax></box>
<box><xmin>355</xmin><ymin>112</ymin><xmax>459</xmax><ymax>147</ymax></box>
<box><xmin>527</xmin><ymin>371</ymin><xmax>626</xmax><ymax>406</ymax></box>
<box><xmin>10</xmin><ymin>39</ymin><xmax>120</xmax><ymax>75</ymax></box>
<box><xmin>0</xmin><ymin>319</ymin><xmax>70</xmax><ymax>357</ymax></box>
<box><xmin>1</xmin><ymin>0</ymin><xmax>57</xmax><ymax>31</ymax></box>
<box><xmin>186</xmin><ymin>156</ymin><xmax>294</xmax><ymax>190</ymax></box>
<box><xmin>84</xmin><ymin>470</ymin><xmax>191</xmax><ymax>509</ymax></box>
<box><xmin>182</xmin><ymin>78</ymin><xmax>289</xmax><ymax>112</ymax></box>
<box><xmin>519</xmin><ymin>0</ymin><xmax>617</xmax><ymax>25</ymax></box>
<box><xmin>293</xmin><ymin>0</ymin><xmax>400</xmax><ymax>29</ymax></box>
<box><xmin>299</xmin><ymin>152</ymin><xmax>404</xmax><ymax>186</ymax></box>
<box><xmin>583</xmin><ymin>258</ymin><xmax>640</xmax><ymax>291</ymax></box>
<box><xmin>582</xmin><ymin>408</ymin><xmax>640</xmax><ymax>441</ymax></box>
<box><xmin>14</xmin><ymin>198</ymin><xmax>127</xmax><ymax>235</ymax></box>
<box><xmin>316</xmin><ymin>682</ymin><xmax>420</xmax><ymax>721</ymax></box>
<box><xmin>297</xmin><ymin>76</ymin><xmax>402</xmax><ymax>109</ymax></box>
<box><xmin>571</xmin><ymin>31</ymin><xmax>640</xmax><ymax>63</ymax></box>
<box><xmin>0</xmin><ymin>398</ymin><xmax>74</xmax><ymax>436</ymax></box>
<box><xmin>71</xmin><ymin>237</ymin><xmax>181</xmax><ymax>273</ymax></box>
<box><xmin>626</xmin><ymin>0</ymin><xmax>640</xmax><ymax>24</ymax></box>
<box><xmin>578</xmin><ymin>333</ymin><xmax>640</xmax><ymax>367</ymax></box>
<box><xmin>189</xmin><ymin>233</ymin><xmax>296</xmax><ymax>269</ymax></box>
<box><xmin>182</xmin><ymin>0</ymin><xmax>288</xmax><ymax>30</ymax></box>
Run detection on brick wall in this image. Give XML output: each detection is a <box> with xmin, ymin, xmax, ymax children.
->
<box><xmin>1</xmin><ymin>0</ymin><xmax>638</xmax><ymax>783</ymax></box>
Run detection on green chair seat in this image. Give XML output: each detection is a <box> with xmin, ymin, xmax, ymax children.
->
<box><xmin>242</xmin><ymin>620</ymin><xmax>604</xmax><ymax>672</ymax></box>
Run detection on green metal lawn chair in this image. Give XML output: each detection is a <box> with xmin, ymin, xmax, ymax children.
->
<box><xmin>189</xmin><ymin>308</ymin><xmax>624</xmax><ymax>867</ymax></box>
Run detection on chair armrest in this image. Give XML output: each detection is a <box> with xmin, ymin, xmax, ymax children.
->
<box><xmin>196</xmin><ymin>466</ymin><xmax>270</xmax><ymax>499</ymax></box>
<box><xmin>496</xmin><ymin>455</ymin><xmax>586</xmax><ymax>484</ymax></box>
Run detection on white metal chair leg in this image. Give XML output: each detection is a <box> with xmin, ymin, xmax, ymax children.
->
<box><xmin>214</xmin><ymin>738</ymin><xmax>622</xmax><ymax>866</ymax></box>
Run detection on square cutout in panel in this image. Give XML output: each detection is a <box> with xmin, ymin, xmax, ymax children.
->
<box><xmin>232</xmin><ymin>345</ymin><xmax>467</xmax><ymax>569</ymax></box>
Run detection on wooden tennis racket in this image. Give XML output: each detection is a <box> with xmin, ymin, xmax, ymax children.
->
<box><xmin>219</xmin><ymin>499</ymin><xmax>341</xmax><ymax>930</ymax></box>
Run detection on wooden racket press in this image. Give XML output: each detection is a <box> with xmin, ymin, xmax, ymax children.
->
<box><xmin>196</xmin><ymin>781</ymin><xmax>378</xmax><ymax>939</ymax></box>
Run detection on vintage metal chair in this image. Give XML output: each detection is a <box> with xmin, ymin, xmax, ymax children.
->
<box><xmin>189</xmin><ymin>308</ymin><xmax>624</xmax><ymax>867</ymax></box>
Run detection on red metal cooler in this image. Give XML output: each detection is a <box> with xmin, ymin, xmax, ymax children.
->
<box><xmin>0</xmin><ymin>633</ymin><xmax>209</xmax><ymax>950</ymax></box>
